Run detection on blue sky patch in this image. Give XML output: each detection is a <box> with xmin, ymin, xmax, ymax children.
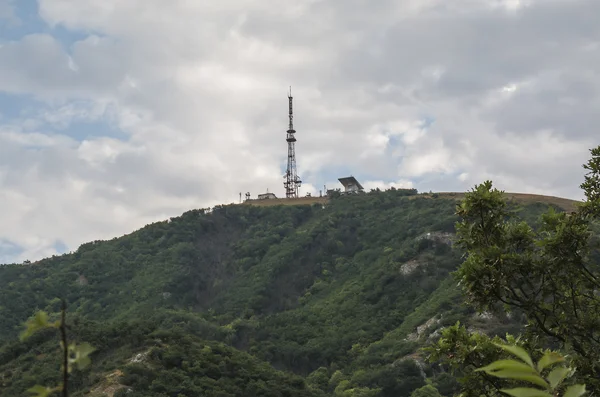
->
<box><xmin>386</xmin><ymin>135</ymin><xmax>402</xmax><ymax>154</ymax></box>
<box><xmin>53</xmin><ymin>118</ymin><xmax>126</xmax><ymax>141</ymax></box>
<box><xmin>1</xmin><ymin>0</ymin><xmax>98</xmax><ymax>48</ymax></box>
<box><xmin>0</xmin><ymin>91</ymin><xmax>38</xmax><ymax>120</ymax></box>
<box><xmin>0</xmin><ymin>92</ymin><xmax>127</xmax><ymax>141</ymax></box>
<box><xmin>52</xmin><ymin>240</ymin><xmax>68</xmax><ymax>255</ymax></box>
<box><xmin>421</xmin><ymin>115</ymin><xmax>436</xmax><ymax>129</ymax></box>
<box><xmin>0</xmin><ymin>238</ymin><xmax>24</xmax><ymax>264</ymax></box>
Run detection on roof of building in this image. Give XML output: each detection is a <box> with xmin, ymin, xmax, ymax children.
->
<box><xmin>338</xmin><ymin>176</ymin><xmax>364</xmax><ymax>190</ymax></box>
<box><xmin>258</xmin><ymin>192</ymin><xmax>277</xmax><ymax>198</ymax></box>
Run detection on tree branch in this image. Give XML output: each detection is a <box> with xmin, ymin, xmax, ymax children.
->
<box><xmin>60</xmin><ymin>299</ymin><xmax>69</xmax><ymax>397</ymax></box>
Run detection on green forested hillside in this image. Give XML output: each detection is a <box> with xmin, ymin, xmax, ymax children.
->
<box><xmin>0</xmin><ymin>188</ymin><xmax>571</xmax><ymax>397</ymax></box>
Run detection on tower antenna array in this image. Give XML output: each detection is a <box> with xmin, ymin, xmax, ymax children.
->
<box><xmin>283</xmin><ymin>86</ymin><xmax>301</xmax><ymax>198</ymax></box>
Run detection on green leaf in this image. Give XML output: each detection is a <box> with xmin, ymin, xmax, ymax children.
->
<box><xmin>537</xmin><ymin>351</ymin><xmax>565</xmax><ymax>372</ymax></box>
<box><xmin>479</xmin><ymin>370</ymin><xmax>549</xmax><ymax>389</ymax></box>
<box><xmin>500</xmin><ymin>387</ymin><xmax>553</xmax><ymax>397</ymax></box>
<box><xmin>563</xmin><ymin>384</ymin><xmax>586</xmax><ymax>397</ymax></box>
<box><xmin>495</xmin><ymin>343</ymin><xmax>535</xmax><ymax>368</ymax></box>
<box><xmin>68</xmin><ymin>342</ymin><xmax>96</xmax><ymax>371</ymax></box>
<box><xmin>20</xmin><ymin>311</ymin><xmax>52</xmax><ymax>341</ymax></box>
<box><xmin>75</xmin><ymin>342</ymin><xmax>96</xmax><ymax>357</ymax></box>
<box><xmin>26</xmin><ymin>385</ymin><xmax>54</xmax><ymax>397</ymax></box>
<box><xmin>546</xmin><ymin>366</ymin><xmax>570</xmax><ymax>389</ymax></box>
<box><xmin>476</xmin><ymin>360</ymin><xmax>539</xmax><ymax>375</ymax></box>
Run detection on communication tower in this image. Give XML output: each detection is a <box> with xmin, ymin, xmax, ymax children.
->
<box><xmin>283</xmin><ymin>87</ymin><xmax>301</xmax><ymax>198</ymax></box>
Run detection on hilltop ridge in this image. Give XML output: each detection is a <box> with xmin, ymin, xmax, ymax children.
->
<box><xmin>243</xmin><ymin>190</ymin><xmax>578</xmax><ymax>212</ymax></box>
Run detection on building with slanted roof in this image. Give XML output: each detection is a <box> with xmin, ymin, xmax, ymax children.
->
<box><xmin>258</xmin><ymin>192</ymin><xmax>277</xmax><ymax>200</ymax></box>
<box><xmin>338</xmin><ymin>176</ymin><xmax>364</xmax><ymax>194</ymax></box>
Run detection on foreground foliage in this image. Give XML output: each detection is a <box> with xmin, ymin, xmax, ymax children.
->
<box><xmin>428</xmin><ymin>145</ymin><xmax>600</xmax><ymax>396</ymax></box>
<box><xmin>477</xmin><ymin>344</ymin><xmax>585</xmax><ymax>397</ymax></box>
<box><xmin>19</xmin><ymin>301</ymin><xmax>95</xmax><ymax>397</ymax></box>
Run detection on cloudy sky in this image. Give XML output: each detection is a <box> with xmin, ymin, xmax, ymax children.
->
<box><xmin>0</xmin><ymin>0</ymin><xmax>598</xmax><ymax>263</ymax></box>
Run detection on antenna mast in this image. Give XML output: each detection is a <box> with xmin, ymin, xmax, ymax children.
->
<box><xmin>284</xmin><ymin>87</ymin><xmax>301</xmax><ymax>198</ymax></box>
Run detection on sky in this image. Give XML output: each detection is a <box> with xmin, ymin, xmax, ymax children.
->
<box><xmin>0</xmin><ymin>0</ymin><xmax>598</xmax><ymax>264</ymax></box>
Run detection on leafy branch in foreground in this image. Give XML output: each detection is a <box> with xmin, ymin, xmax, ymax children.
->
<box><xmin>20</xmin><ymin>300</ymin><xmax>95</xmax><ymax>397</ymax></box>
<box><xmin>477</xmin><ymin>344</ymin><xmax>586</xmax><ymax>397</ymax></box>
<box><xmin>425</xmin><ymin>322</ymin><xmax>535</xmax><ymax>397</ymax></box>
<box><xmin>451</xmin><ymin>145</ymin><xmax>600</xmax><ymax>390</ymax></box>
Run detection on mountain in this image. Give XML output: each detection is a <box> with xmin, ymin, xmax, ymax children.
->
<box><xmin>0</xmin><ymin>188</ymin><xmax>576</xmax><ymax>397</ymax></box>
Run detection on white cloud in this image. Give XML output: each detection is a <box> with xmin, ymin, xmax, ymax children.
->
<box><xmin>363</xmin><ymin>179</ymin><xmax>414</xmax><ymax>191</ymax></box>
<box><xmin>0</xmin><ymin>0</ymin><xmax>598</xmax><ymax>262</ymax></box>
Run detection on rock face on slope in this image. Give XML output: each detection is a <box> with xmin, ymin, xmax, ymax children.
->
<box><xmin>400</xmin><ymin>259</ymin><xmax>426</xmax><ymax>275</ymax></box>
<box><xmin>405</xmin><ymin>315</ymin><xmax>442</xmax><ymax>341</ymax></box>
<box><xmin>416</xmin><ymin>231</ymin><xmax>455</xmax><ymax>247</ymax></box>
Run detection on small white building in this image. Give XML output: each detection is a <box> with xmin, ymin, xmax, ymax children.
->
<box><xmin>338</xmin><ymin>176</ymin><xmax>364</xmax><ymax>194</ymax></box>
<box><xmin>258</xmin><ymin>192</ymin><xmax>277</xmax><ymax>200</ymax></box>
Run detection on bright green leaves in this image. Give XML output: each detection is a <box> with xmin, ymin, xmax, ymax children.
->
<box><xmin>546</xmin><ymin>367</ymin><xmax>571</xmax><ymax>389</ymax></box>
<box><xmin>20</xmin><ymin>309</ymin><xmax>96</xmax><ymax>372</ymax></box>
<box><xmin>476</xmin><ymin>358</ymin><xmax>549</xmax><ymax>389</ymax></box>
<box><xmin>536</xmin><ymin>351</ymin><xmax>564</xmax><ymax>372</ymax></box>
<box><xmin>478</xmin><ymin>359</ymin><xmax>538</xmax><ymax>375</ymax></box>
<box><xmin>68</xmin><ymin>342</ymin><xmax>96</xmax><ymax>372</ymax></box>
<box><xmin>19</xmin><ymin>305</ymin><xmax>95</xmax><ymax>396</ymax></box>
<box><xmin>497</xmin><ymin>344</ymin><xmax>535</xmax><ymax>368</ymax></box>
<box><xmin>61</xmin><ymin>341</ymin><xmax>95</xmax><ymax>372</ymax></box>
<box><xmin>19</xmin><ymin>311</ymin><xmax>60</xmax><ymax>341</ymax></box>
<box><xmin>499</xmin><ymin>387</ymin><xmax>552</xmax><ymax>397</ymax></box>
<box><xmin>25</xmin><ymin>385</ymin><xmax>61</xmax><ymax>397</ymax></box>
<box><xmin>424</xmin><ymin>323</ymin><xmax>525</xmax><ymax>397</ymax></box>
<box><xmin>477</xmin><ymin>344</ymin><xmax>586</xmax><ymax>397</ymax></box>
<box><xmin>564</xmin><ymin>384</ymin><xmax>587</xmax><ymax>397</ymax></box>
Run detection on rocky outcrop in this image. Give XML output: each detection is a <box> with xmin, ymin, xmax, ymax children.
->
<box><xmin>405</xmin><ymin>315</ymin><xmax>441</xmax><ymax>341</ymax></box>
<box><xmin>416</xmin><ymin>231</ymin><xmax>455</xmax><ymax>246</ymax></box>
<box><xmin>129</xmin><ymin>350</ymin><xmax>150</xmax><ymax>364</ymax></box>
<box><xmin>400</xmin><ymin>259</ymin><xmax>426</xmax><ymax>275</ymax></box>
<box><xmin>473</xmin><ymin>311</ymin><xmax>494</xmax><ymax>320</ymax></box>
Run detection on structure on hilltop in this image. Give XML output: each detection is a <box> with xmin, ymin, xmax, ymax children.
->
<box><xmin>324</xmin><ymin>176</ymin><xmax>364</xmax><ymax>197</ymax></box>
<box><xmin>338</xmin><ymin>176</ymin><xmax>364</xmax><ymax>194</ymax></box>
<box><xmin>258</xmin><ymin>191</ymin><xmax>277</xmax><ymax>200</ymax></box>
<box><xmin>283</xmin><ymin>87</ymin><xmax>302</xmax><ymax>198</ymax></box>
